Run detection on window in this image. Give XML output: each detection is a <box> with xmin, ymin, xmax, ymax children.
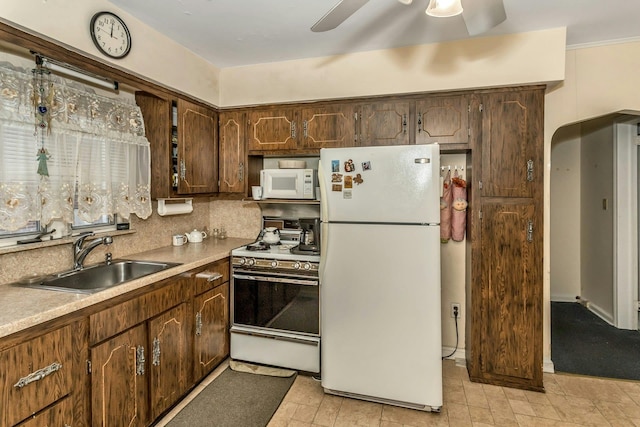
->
<box><xmin>0</xmin><ymin>60</ymin><xmax>152</xmax><ymax>245</ymax></box>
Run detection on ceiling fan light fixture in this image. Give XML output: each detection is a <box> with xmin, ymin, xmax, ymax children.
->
<box><xmin>425</xmin><ymin>0</ymin><xmax>463</xmax><ymax>18</ymax></box>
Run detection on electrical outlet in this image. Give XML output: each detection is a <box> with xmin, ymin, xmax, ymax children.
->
<box><xmin>450</xmin><ymin>303</ymin><xmax>461</xmax><ymax>318</ymax></box>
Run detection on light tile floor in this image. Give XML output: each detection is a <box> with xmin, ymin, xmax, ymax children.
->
<box><xmin>268</xmin><ymin>360</ymin><xmax>640</xmax><ymax>427</ymax></box>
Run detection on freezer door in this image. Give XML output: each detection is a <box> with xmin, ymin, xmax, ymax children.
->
<box><xmin>320</xmin><ymin>222</ymin><xmax>442</xmax><ymax>408</ymax></box>
<box><xmin>320</xmin><ymin>145</ymin><xmax>440</xmax><ymax>224</ymax></box>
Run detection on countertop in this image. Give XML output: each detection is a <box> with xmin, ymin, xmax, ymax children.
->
<box><xmin>0</xmin><ymin>237</ymin><xmax>252</xmax><ymax>340</ymax></box>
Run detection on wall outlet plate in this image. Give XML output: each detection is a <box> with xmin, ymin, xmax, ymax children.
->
<box><xmin>451</xmin><ymin>303</ymin><xmax>461</xmax><ymax>318</ymax></box>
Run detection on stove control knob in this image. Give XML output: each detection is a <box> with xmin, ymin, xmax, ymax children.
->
<box><xmin>271</xmin><ymin>260</ymin><xmax>278</xmax><ymax>268</ymax></box>
<box><xmin>293</xmin><ymin>262</ymin><xmax>301</xmax><ymax>269</ymax></box>
<box><xmin>238</xmin><ymin>258</ymin><xmax>246</xmax><ymax>266</ymax></box>
<box><xmin>303</xmin><ymin>262</ymin><xmax>312</xmax><ymax>270</ymax></box>
<box><xmin>247</xmin><ymin>258</ymin><xmax>255</xmax><ymax>266</ymax></box>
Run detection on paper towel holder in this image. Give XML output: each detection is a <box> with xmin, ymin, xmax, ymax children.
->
<box><xmin>157</xmin><ymin>198</ymin><xmax>193</xmax><ymax>216</ymax></box>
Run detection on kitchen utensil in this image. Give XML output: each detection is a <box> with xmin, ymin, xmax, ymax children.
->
<box><xmin>252</xmin><ymin>186</ymin><xmax>263</xmax><ymax>200</ymax></box>
<box><xmin>262</xmin><ymin>227</ymin><xmax>280</xmax><ymax>244</ymax></box>
<box><xmin>185</xmin><ymin>229</ymin><xmax>207</xmax><ymax>243</ymax></box>
<box><xmin>172</xmin><ymin>234</ymin><xmax>187</xmax><ymax>246</ymax></box>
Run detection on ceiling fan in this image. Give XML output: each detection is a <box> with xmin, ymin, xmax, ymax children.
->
<box><xmin>311</xmin><ymin>0</ymin><xmax>507</xmax><ymax>36</ymax></box>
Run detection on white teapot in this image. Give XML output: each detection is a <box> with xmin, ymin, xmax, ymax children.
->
<box><xmin>185</xmin><ymin>229</ymin><xmax>207</xmax><ymax>243</ymax></box>
<box><xmin>262</xmin><ymin>227</ymin><xmax>280</xmax><ymax>244</ymax></box>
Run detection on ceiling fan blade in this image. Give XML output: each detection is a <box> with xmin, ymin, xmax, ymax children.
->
<box><xmin>462</xmin><ymin>0</ymin><xmax>506</xmax><ymax>36</ymax></box>
<box><xmin>311</xmin><ymin>0</ymin><xmax>370</xmax><ymax>32</ymax></box>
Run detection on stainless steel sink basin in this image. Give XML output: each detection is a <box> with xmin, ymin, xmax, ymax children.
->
<box><xmin>15</xmin><ymin>260</ymin><xmax>182</xmax><ymax>294</ymax></box>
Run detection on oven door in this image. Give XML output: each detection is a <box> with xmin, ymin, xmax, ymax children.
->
<box><xmin>232</xmin><ymin>272</ymin><xmax>319</xmax><ymax>336</ymax></box>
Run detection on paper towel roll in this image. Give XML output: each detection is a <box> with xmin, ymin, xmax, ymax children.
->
<box><xmin>157</xmin><ymin>198</ymin><xmax>193</xmax><ymax>216</ymax></box>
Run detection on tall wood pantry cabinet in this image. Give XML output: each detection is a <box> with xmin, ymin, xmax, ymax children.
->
<box><xmin>466</xmin><ymin>86</ymin><xmax>544</xmax><ymax>391</ymax></box>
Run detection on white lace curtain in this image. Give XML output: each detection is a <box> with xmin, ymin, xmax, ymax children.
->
<box><xmin>0</xmin><ymin>62</ymin><xmax>152</xmax><ymax>231</ymax></box>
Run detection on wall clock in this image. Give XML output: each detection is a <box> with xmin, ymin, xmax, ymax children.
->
<box><xmin>90</xmin><ymin>11</ymin><xmax>132</xmax><ymax>59</ymax></box>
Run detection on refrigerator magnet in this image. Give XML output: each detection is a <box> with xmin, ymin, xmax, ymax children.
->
<box><xmin>331</xmin><ymin>173</ymin><xmax>343</xmax><ymax>183</ymax></box>
<box><xmin>343</xmin><ymin>189</ymin><xmax>352</xmax><ymax>199</ymax></box>
<box><xmin>344</xmin><ymin>175</ymin><xmax>353</xmax><ymax>188</ymax></box>
<box><xmin>331</xmin><ymin>160</ymin><xmax>340</xmax><ymax>172</ymax></box>
<box><xmin>354</xmin><ymin>173</ymin><xmax>364</xmax><ymax>185</ymax></box>
<box><xmin>332</xmin><ymin>184</ymin><xmax>343</xmax><ymax>192</ymax></box>
<box><xmin>362</xmin><ymin>161</ymin><xmax>371</xmax><ymax>171</ymax></box>
<box><xmin>344</xmin><ymin>159</ymin><xmax>355</xmax><ymax>172</ymax></box>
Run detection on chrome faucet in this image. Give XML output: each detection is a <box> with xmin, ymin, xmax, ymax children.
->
<box><xmin>73</xmin><ymin>232</ymin><xmax>113</xmax><ymax>270</ymax></box>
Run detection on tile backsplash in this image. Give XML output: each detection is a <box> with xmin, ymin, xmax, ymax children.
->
<box><xmin>0</xmin><ymin>198</ymin><xmax>261</xmax><ymax>286</ymax></box>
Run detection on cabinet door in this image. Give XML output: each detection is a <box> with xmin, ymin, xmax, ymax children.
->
<box><xmin>219</xmin><ymin>111</ymin><xmax>246</xmax><ymax>193</ymax></box>
<box><xmin>300</xmin><ymin>104</ymin><xmax>357</xmax><ymax>149</ymax></box>
<box><xmin>479</xmin><ymin>200</ymin><xmax>542</xmax><ymax>389</ymax></box>
<box><xmin>481</xmin><ymin>90</ymin><xmax>543</xmax><ymax>197</ymax></box>
<box><xmin>177</xmin><ymin>99</ymin><xmax>218</xmax><ymax>194</ymax></box>
<box><xmin>359</xmin><ymin>101</ymin><xmax>411</xmax><ymax>146</ymax></box>
<box><xmin>248</xmin><ymin>108</ymin><xmax>298</xmax><ymax>151</ymax></box>
<box><xmin>135</xmin><ymin>93</ymin><xmax>172</xmax><ymax>199</ymax></box>
<box><xmin>91</xmin><ymin>324</ymin><xmax>148</xmax><ymax>427</ymax></box>
<box><xmin>15</xmin><ymin>396</ymin><xmax>73</xmax><ymax>427</ymax></box>
<box><xmin>415</xmin><ymin>95</ymin><xmax>469</xmax><ymax>145</ymax></box>
<box><xmin>2</xmin><ymin>326</ymin><xmax>72</xmax><ymax>427</ymax></box>
<box><xmin>148</xmin><ymin>303</ymin><xmax>190</xmax><ymax>420</ymax></box>
<box><xmin>193</xmin><ymin>283</ymin><xmax>229</xmax><ymax>382</ymax></box>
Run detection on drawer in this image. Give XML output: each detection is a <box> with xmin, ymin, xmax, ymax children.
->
<box><xmin>15</xmin><ymin>395</ymin><xmax>73</xmax><ymax>427</ymax></box>
<box><xmin>90</xmin><ymin>276</ymin><xmax>189</xmax><ymax>345</ymax></box>
<box><xmin>2</xmin><ymin>326</ymin><xmax>72</xmax><ymax>427</ymax></box>
<box><xmin>193</xmin><ymin>258</ymin><xmax>230</xmax><ymax>295</ymax></box>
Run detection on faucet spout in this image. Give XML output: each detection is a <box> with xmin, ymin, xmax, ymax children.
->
<box><xmin>73</xmin><ymin>233</ymin><xmax>113</xmax><ymax>270</ymax></box>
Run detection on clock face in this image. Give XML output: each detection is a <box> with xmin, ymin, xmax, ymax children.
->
<box><xmin>90</xmin><ymin>12</ymin><xmax>131</xmax><ymax>59</ymax></box>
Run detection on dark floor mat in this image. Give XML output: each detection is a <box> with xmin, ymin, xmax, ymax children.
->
<box><xmin>165</xmin><ymin>367</ymin><xmax>296</xmax><ymax>427</ymax></box>
<box><xmin>551</xmin><ymin>302</ymin><xmax>640</xmax><ymax>380</ymax></box>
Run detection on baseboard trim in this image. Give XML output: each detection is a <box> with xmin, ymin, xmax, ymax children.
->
<box><xmin>543</xmin><ymin>358</ymin><xmax>555</xmax><ymax>373</ymax></box>
<box><xmin>442</xmin><ymin>347</ymin><xmax>466</xmax><ymax>364</ymax></box>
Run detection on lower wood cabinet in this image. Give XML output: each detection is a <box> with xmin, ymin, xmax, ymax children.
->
<box><xmin>192</xmin><ymin>259</ymin><xmax>230</xmax><ymax>382</ymax></box>
<box><xmin>0</xmin><ymin>257</ymin><xmax>231</xmax><ymax>427</ymax></box>
<box><xmin>91</xmin><ymin>324</ymin><xmax>149</xmax><ymax>427</ymax></box>
<box><xmin>1</xmin><ymin>325</ymin><xmax>73</xmax><ymax>427</ymax></box>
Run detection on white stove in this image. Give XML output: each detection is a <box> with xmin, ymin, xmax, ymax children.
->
<box><xmin>230</xmin><ymin>228</ymin><xmax>321</xmax><ymax>373</ymax></box>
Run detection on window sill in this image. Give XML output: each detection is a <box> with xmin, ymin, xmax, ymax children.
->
<box><xmin>0</xmin><ymin>229</ymin><xmax>136</xmax><ymax>256</ymax></box>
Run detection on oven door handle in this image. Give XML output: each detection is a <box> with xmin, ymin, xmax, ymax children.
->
<box><xmin>231</xmin><ymin>327</ymin><xmax>319</xmax><ymax>346</ymax></box>
<box><xmin>233</xmin><ymin>274</ymin><xmax>318</xmax><ymax>286</ymax></box>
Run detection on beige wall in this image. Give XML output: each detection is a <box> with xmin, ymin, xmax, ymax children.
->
<box><xmin>580</xmin><ymin>119</ymin><xmax>615</xmax><ymax>321</ymax></box>
<box><xmin>0</xmin><ymin>0</ymin><xmax>221</xmax><ymax>105</ymax></box>
<box><xmin>550</xmin><ymin>125</ymin><xmax>581</xmax><ymax>302</ymax></box>
<box><xmin>220</xmin><ymin>28</ymin><xmax>567</xmax><ymax>106</ymax></box>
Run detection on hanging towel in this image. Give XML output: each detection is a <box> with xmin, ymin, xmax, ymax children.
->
<box><xmin>440</xmin><ymin>169</ymin><xmax>452</xmax><ymax>243</ymax></box>
<box><xmin>451</xmin><ymin>170</ymin><xmax>467</xmax><ymax>242</ymax></box>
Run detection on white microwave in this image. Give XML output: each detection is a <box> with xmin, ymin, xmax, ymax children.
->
<box><xmin>260</xmin><ymin>168</ymin><xmax>316</xmax><ymax>200</ymax></box>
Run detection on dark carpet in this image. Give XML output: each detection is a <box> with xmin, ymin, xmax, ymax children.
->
<box><xmin>165</xmin><ymin>368</ymin><xmax>296</xmax><ymax>427</ymax></box>
<box><xmin>551</xmin><ymin>302</ymin><xmax>640</xmax><ymax>380</ymax></box>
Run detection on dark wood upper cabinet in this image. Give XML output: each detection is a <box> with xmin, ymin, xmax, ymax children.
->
<box><xmin>248</xmin><ymin>108</ymin><xmax>298</xmax><ymax>151</ymax></box>
<box><xmin>415</xmin><ymin>95</ymin><xmax>470</xmax><ymax>145</ymax></box>
<box><xmin>177</xmin><ymin>99</ymin><xmax>218</xmax><ymax>194</ymax></box>
<box><xmin>299</xmin><ymin>104</ymin><xmax>357</xmax><ymax>149</ymax></box>
<box><xmin>358</xmin><ymin>101</ymin><xmax>411</xmax><ymax>146</ymax></box>
<box><xmin>219</xmin><ymin>111</ymin><xmax>247</xmax><ymax>193</ymax></box>
<box><xmin>480</xmin><ymin>90</ymin><xmax>543</xmax><ymax>198</ymax></box>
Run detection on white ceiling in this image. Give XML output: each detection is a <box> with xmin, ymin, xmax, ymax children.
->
<box><xmin>108</xmin><ymin>0</ymin><xmax>640</xmax><ymax>68</ymax></box>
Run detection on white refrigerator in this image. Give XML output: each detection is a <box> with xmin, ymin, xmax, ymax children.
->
<box><xmin>319</xmin><ymin>144</ymin><xmax>442</xmax><ymax>412</ymax></box>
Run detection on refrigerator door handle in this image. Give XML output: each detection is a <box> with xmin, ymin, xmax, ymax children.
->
<box><xmin>318</xmin><ymin>159</ymin><xmax>328</xmax><ymax>222</ymax></box>
<box><xmin>414</xmin><ymin>158</ymin><xmax>431</xmax><ymax>164</ymax></box>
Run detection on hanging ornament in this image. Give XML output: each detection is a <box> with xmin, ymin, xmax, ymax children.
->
<box><xmin>32</xmin><ymin>57</ymin><xmax>54</xmax><ymax>177</ymax></box>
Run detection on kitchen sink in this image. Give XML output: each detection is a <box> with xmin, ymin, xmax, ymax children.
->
<box><xmin>15</xmin><ymin>260</ymin><xmax>182</xmax><ymax>294</ymax></box>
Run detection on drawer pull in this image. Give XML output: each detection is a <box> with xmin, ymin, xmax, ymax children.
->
<box><xmin>14</xmin><ymin>362</ymin><xmax>62</xmax><ymax>388</ymax></box>
<box><xmin>196</xmin><ymin>272</ymin><xmax>223</xmax><ymax>282</ymax></box>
